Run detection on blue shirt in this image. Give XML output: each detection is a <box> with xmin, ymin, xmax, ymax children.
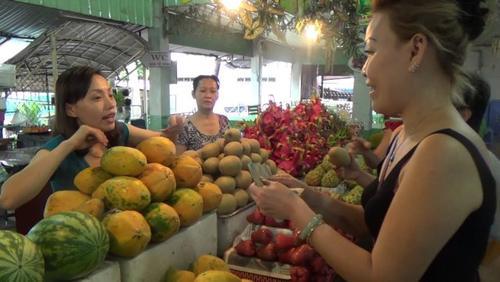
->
<box><xmin>41</xmin><ymin>122</ymin><xmax>129</xmax><ymax>192</ymax></box>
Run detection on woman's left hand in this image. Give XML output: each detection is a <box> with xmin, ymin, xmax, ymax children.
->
<box><xmin>248</xmin><ymin>180</ymin><xmax>307</xmax><ymax>220</ymax></box>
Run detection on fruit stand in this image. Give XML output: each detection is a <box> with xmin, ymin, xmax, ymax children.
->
<box><xmin>217</xmin><ymin>202</ymin><xmax>256</xmax><ymax>256</ymax></box>
<box><xmin>0</xmin><ymin>97</ymin><xmax>362</xmax><ymax>282</ymax></box>
<box><xmin>76</xmin><ymin>261</ymin><xmax>121</xmax><ymax>282</ymax></box>
<box><xmin>116</xmin><ymin>212</ymin><xmax>217</xmax><ymax>282</ymax></box>
<box><xmin>0</xmin><ymin>127</ymin><xmax>287</xmax><ymax>281</ymax></box>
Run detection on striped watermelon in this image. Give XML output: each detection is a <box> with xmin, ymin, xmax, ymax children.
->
<box><xmin>0</xmin><ymin>230</ymin><xmax>44</xmax><ymax>282</ymax></box>
<box><xmin>27</xmin><ymin>211</ymin><xmax>109</xmax><ymax>280</ymax></box>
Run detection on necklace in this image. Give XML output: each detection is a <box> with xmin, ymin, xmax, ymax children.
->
<box><xmin>388</xmin><ymin>135</ymin><xmax>405</xmax><ymax>163</ymax></box>
<box><xmin>379</xmin><ymin>133</ymin><xmax>410</xmax><ymax>184</ymax></box>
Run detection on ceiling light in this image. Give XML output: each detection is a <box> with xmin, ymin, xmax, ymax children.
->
<box><xmin>221</xmin><ymin>0</ymin><xmax>241</xmax><ymax>10</ymax></box>
<box><xmin>304</xmin><ymin>21</ymin><xmax>321</xmax><ymax>42</ymax></box>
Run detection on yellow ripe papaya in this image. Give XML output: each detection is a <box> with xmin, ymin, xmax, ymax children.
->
<box><xmin>136</xmin><ymin>136</ymin><xmax>176</xmax><ymax>166</ymax></box>
<box><xmin>194</xmin><ymin>270</ymin><xmax>241</xmax><ymax>282</ymax></box>
<box><xmin>101</xmin><ymin>146</ymin><xmax>147</xmax><ymax>176</ymax></box>
<box><xmin>43</xmin><ymin>190</ymin><xmax>90</xmax><ymax>218</ymax></box>
<box><xmin>192</xmin><ymin>255</ymin><xmax>229</xmax><ymax>275</ymax></box>
<box><xmin>166</xmin><ymin>189</ymin><xmax>203</xmax><ymax>227</ymax></box>
<box><xmin>139</xmin><ymin>163</ymin><xmax>176</xmax><ymax>202</ymax></box>
<box><xmin>74</xmin><ymin>167</ymin><xmax>112</xmax><ymax>195</ymax></box>
<box><xmin>171</xmin><ymin>156</ymin><xmax>202</xmax><ymax>188</ymax></box>
<box><xmin>102</xmin><ymin>210</ymin><xmax>151</xmax><ymax>257</ymax></box>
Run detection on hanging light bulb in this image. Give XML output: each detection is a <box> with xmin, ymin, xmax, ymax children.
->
<box><xmin>304</xmin><ymin>20</ymin><xmax>321</xmax><ymax>42</ymax></box>
<box><xmin>221</xmin><ymin>0</ymin><xmax>241</xmax><ymax>10</ymax></box>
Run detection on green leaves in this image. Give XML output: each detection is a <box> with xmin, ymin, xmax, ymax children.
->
<box><xmin>18</xmin><ymin>102</ymin><xmax>42</xmax><ymax>126</ymax></box>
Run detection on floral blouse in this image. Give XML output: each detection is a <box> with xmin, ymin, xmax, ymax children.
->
<box><xmin>177</xmin><ymin>114</ymin><xmax>230</xmax><ymax>151</ymax></box>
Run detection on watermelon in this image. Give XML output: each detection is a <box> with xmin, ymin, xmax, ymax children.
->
<box><xmin>27</xmin><ymin>211</ymin><xmax>109</xmax><ymax>280</ymax></box>
<box><xmin>0</xmin><ymin>230</ymin><xmax>44</xmax><ymax>282</ymax></box>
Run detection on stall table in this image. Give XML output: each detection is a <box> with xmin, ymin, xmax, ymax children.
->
<box><xmin>115</xmin><ymin>212</ymin><xmax>217</xmax><ymax>282</ymax></box>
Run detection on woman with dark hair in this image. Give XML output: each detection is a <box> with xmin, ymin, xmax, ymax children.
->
<box><xmin>458</xmin><ymin>73</ymin><xmax>491</xmax><ymax>133</ymax></box>
<box><xmin>0</xmin><ymin>66</ymin><xmax>179</xmax><ymax>209</ymax></box>
<box><xmin>249</xmin><ymin>1</ymin><xmax>497</xmax><ymax>281</ymax></box>
<box><xmin>176</xmin><ymin>75</ymin><xmax>229</xmax><ymax>153</ymax></box>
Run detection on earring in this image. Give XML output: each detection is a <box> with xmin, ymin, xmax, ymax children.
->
<box><xmin>409</xmin><ymin>63</ymin><xmax>420</xmax><ymax>73</ymax></box>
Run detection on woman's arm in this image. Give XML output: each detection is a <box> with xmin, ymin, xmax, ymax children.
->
<box><xmin>0</xmin><ymin>142</ymin><xmax>74</xmax><ymax>209</ymax></box>
<box><xmin>127</xmin><ymin>115</ymin><xmax>186</xmax><ymax>147</ymax></box>
<box><xmin>252</xmin><ymin>133</ymin><xmax>481</xmax><ymax>281</ymax></box>
<box><xmin>353</xmin><ymin>170</ymin><xmax>377</xmax><ymax>188</ymax></box>
<box><xmin>126</xmin><ymin>124</ymin><xmax>161</xmax><ymax>146</ymax></box>
<box><xmin>127</xmin><ymin>124</ymin><xmax>181</xmax><ymax>146</ymax></box>
<box><xmin>300</xmin><ymin>188</ymin><xmax>369</xmax><ymax>238</ymax></box>
<box><xmin>268</xmin><ymin>172</ymin><xmax>370</xmax><ymax>237</ymax></box>
<box><xmin>176</xmin><ymin>144</ymin><xmax>187</xmax><ymax>155</ymax></box>
<box><xmin>336</xmin><ymin>158</ymin><xmax>377</xmax><ymax>188</ymax></box>
<box><xmin>291</xmin><ymin>134</ymin><xmax>482</xmax><ymax>281</ymax></box>
<box><xmin>349</xmin><ymin>137</ymin><xmax>381</xmax><ymax>169</ymax></box>
<box><xmin>0</xmin><ymin>125</ymin><xmax>108</xmax><ymax>210</ymax></box>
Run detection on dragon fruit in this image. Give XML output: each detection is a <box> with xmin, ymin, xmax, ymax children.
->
<box><xmin>241</xmin><ymin>97</ymin><xmax>348</xmax><ymax>177</ymax></box>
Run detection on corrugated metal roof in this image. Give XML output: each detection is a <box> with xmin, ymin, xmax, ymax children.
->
<box><xmin>164</xmin><ymin>0</ymin><xmax>209</xmax><ymax>6</ymax></box>
<box><xmin>0</xmin><ymin>0</ymin><xmax>147</xmax><ymax>43</ymax></box>
<box><xmin>0</xmin><ymin>0</ymin><xmax>65</xmax><ymax>39</ymax></box>
<box><xmin>14</xmin><ymin>0</ymin><xmax>154</xmax><ymax>27</ymax></box>
<box><xmin>6</xmin><ymin>21</ymin><xmax>149</xmax><ymax>92</ymax></box>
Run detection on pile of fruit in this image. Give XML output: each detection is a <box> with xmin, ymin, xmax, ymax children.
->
<box><xmin>2</xmin><ymin>128</ymin><xmax>279</xmax><ymax>281</ymax></box>
<box><xmin>303</xmin><ymin>146</ymin><xmax>377</xmax><ymax>205</ymax></box>
<box><xmin>163</xmin><ymin>254</ymin><xmax>247</xmax><ymax>282</ymax></box>
<box><xmin>190</xmin><ymin>128</ymin><xmax>278</xmax><ymax>216</ymax></box>
<box><xmin>242</xmin><ymin>97</ymin><xmax>349</xmax><ymax>177</ymax></box>
<box><xmin>44</xmin><ymin>136</ymin><xmax>209</xmax><ymax>260</ymax></box>
<box><xmin>0</xmin><ymin>211</ymin><xmax>109</xmax><ymax>281</ymax></box>
<box><xmin>304</xmin><ymin>155</ymin><xmax>340</xmax><ymax>188</ymax></box>
<box><xmin>9</xmin><ymin>134</ymin><xmax>232</xmax><ymax>281</ymax></box>
<box><xmin>233</xmin><ymin>208</ymin><xmax>336</xmax><ymax>281</ymax></box>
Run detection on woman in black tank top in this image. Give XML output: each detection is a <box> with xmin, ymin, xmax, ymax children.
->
<box><xmin>248</xmin><ymin>1</ymin><xmax>496</xmax><ymax>281</ymax></box>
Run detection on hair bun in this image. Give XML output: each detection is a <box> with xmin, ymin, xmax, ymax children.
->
<box><xmin>456</xmin><ymin>0</ymin><xmax>489</xmax><ymax>40</ymax></box>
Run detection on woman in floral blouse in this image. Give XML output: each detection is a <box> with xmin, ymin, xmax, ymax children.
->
<box><xmin>176</xmin><ymin>75</ymin><xmax>229</xmax><ymax>153</ymax></box>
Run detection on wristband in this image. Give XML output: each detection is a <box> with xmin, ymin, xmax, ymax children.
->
<box><xmin>299</xmin><ymin>214</ymin><xmax>324</xmax><ymax>242</ymax></box>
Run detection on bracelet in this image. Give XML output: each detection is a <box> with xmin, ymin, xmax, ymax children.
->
<box><xmin>299</xmin><ymin>214</ymin><xmax>324</xmax><ymax>242</ymax></box>
<box><xmin>306</xmin><ymin>218</ymin><xmax>325</xmax><ymax>246</ymax></box>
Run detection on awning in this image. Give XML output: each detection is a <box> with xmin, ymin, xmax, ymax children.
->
<box><xmin>6</xmin><ymin>21</ymin><xmax>149</xmax><ymax>92</ymax></box>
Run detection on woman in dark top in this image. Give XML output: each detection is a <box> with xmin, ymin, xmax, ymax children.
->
<box><xmin>176</xmin><ymin>75</ymin><xmax>230</xmax><ymax>153</ymax></box>
<box><xmin>248</xmin><ymin>0</ymin><xmax>497</xmax><ymax>281</ymax></box>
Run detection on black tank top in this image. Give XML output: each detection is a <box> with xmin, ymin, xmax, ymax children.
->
<box><xmin>362</xmin><ymin>129</ymin><xmax>496</xmax><ymax>281</ymax></box>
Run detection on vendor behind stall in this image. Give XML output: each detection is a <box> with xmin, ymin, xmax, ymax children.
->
<box><xmin>175</xmin><ymin>75</ymin><xmax>230</xmax><ymax>153</ymax></box>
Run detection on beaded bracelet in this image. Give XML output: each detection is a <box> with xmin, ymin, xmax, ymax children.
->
<box><xmin>299</xmin><ymin>214</ymin><xmax>324</xmax><ymax>243</ymax></box>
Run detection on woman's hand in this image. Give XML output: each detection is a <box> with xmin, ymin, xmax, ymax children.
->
<box><xmin>268</xmin><ymin>172</ymin><xmax>308</xmax><ymax>189</ymax></box>
<box><xmin>248</xmin><ymin>180</ymin><xmax>304</xmax><ymax>220</ymax></box>
<box><xmin>66</xmin><ymin>125</ymin><xmax>108</xmax><ymax>151</ymax></box>
<box><xmin>88</xmin><ymin>143</ymin><xmax>107</xmax><ymax>158</ymax></box>
<box><xmin>335</xmin><ymin>154</ymin><xmax>362</xmax><ymax>181</ymax></box>
<box><xmin>301</xmin><ymin>188</ymin><xmax>329</xmax><ymax>211</ymax></box>
<box><xmin>162</xmin><ymin>115</ymin><xmax>186</xmax><ymax>140</ymax></box>
<box><xmin>347</xmin><ymin>137</ymin><xmax>371</xmax><ymax>156</ymax></box>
